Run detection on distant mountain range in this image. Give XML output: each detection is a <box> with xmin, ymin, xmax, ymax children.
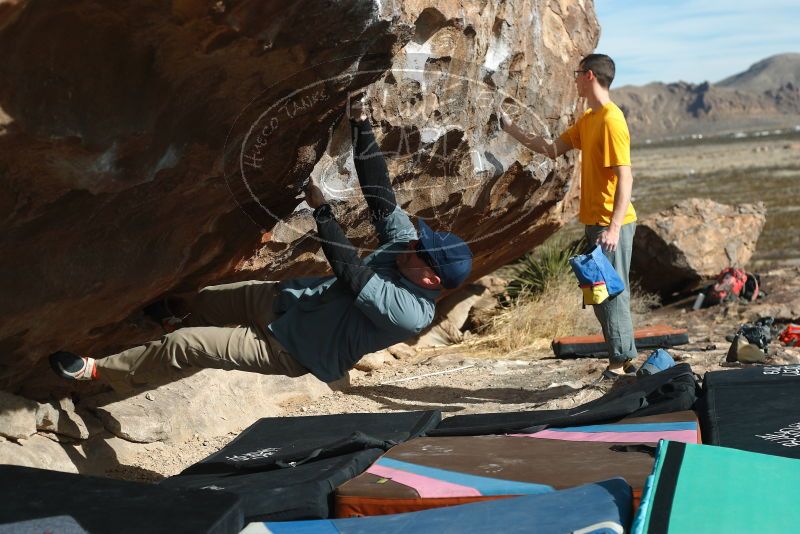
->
<box><xmin>613</xmin><ymin>53</ymin><xmax>800</xmax><ymax>142</ymax></box>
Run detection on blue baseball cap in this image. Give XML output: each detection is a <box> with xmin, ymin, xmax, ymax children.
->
<box><xmin>415</xmin><ymin>219</ymin><xmax>473</xmax><ymax>289</ymax></box>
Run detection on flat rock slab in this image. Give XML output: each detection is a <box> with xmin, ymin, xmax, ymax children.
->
<box><xmin>355</xmin><ymin>350</ymin><xmax>396</xmax><ymax>372</ymax></box>
<box><xmin>83</xmin><ymin>368</ymin><xmax>331</xmax><ymax>444</ymax></box>
<box><xmin>36</xmin><ymin>397</ymin><xmax>98</xmax><ymax>440</ymax></box>
<box><xmin>93</xmin><ymin>399</ymin><xmax>172</xmax><ymax>444</ymax></box>
<box><xmin>0</xmin><ymin>434</ymin><xmax>80</xmax><ymax>473</ymax></box>
<box><xmin>0</xmin><ymin>390</ymin><xmax>38</xmax><ymax>440</ymax></box>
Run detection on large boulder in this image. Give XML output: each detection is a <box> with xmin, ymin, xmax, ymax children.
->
<box><xmin>631</xmin><ymin>198</ymin><xmax>767</xmax><ymax>295</ymax></box>
<box><xmin>0</xmin><ymin>0</ymin><xmax>599</xmax><ymax>474</ymax></box>
<box><xmin>0</xmin><ymin>0</ymin><xmax>598</xmax><ymax>391</ymax></box>
<box><xmin>0</xmin><ymin>0</ymin><xmax>405</xmax><ymax>391</ymax></box>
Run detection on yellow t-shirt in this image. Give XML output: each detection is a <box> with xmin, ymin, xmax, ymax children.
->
<box><xmin>560</xmin><ymin>102</ymin><xmax>637</xmax><ymax>226</ymax></box>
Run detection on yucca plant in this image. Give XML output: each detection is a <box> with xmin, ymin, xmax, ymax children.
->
<box><xmin>503</xmin><ymin>236</ymin><xmax>587</xmax><ymax>304</ymax></box>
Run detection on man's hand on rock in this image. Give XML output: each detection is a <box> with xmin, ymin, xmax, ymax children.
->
<box><xmin>597</xmin><ymin>223</ymin><xmax>621</xmax><ymax>253</ymax></box>
<box><xmin>305</xmin><ymin>180</ymin><xmax>327</xmax><ymax>210</ymax></box>
<box><xmin>347</xmin><ymin>93</ymin><xmax>368</xmax><ymax>122</ymax></box>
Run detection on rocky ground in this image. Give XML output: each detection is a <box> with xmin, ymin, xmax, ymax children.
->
<box><xmin>120</xmin><ymin>264</ymin><xmax>800</xmax><ymax>482</ymax></box>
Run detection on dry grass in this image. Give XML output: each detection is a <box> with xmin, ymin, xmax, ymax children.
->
<box><xmin>467</xmin><ymin>274</ymin><xmax>596</xmax><ymax>355</ymax></box>
<box><xmin>630</xmin><ymin>282</ymin><xmax>661</xmax><ymax>320</ymax></box>
<box><xmin>464</xmin><ymin>275</ymin><xmax>661</xmax><ymax>357</ymax></box>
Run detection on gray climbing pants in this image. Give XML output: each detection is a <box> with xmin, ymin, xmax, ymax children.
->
<box><xmin>95</xmin><ymin>281</ymin><xmax>308</xmax><ymax>393</ymax></box>
<box><xmin>585</xmin><ymin>222</ymin><xmax>637</xmax><ymax>364</ymax></box>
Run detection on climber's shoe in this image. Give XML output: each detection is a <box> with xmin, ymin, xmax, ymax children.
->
<box><xmin>49</xmin><ymin>351</ymin><xmax>97</xmax><ymax>381</ymax></box>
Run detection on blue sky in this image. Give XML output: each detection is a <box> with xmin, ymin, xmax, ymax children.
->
<box><xmin>595</xmin><ymin>0</ymin><xmax>800</xmax><ymax>87</ymax></box>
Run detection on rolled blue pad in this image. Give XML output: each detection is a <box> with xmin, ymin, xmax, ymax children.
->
<box><xmin>637</xmin><ymin>348</ymin><xmax>676</xmax><ymax>377</ymax></box>
<box><xmin>242</xmin><ymin>478</ymin><xmax>632</xmax><ymax>534</ymax></box>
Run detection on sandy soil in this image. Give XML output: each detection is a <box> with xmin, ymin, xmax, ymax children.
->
<box><xmin>633</xmin><ymin>135</ymin><xmax>800</xmax><ymax>179</ymax></box>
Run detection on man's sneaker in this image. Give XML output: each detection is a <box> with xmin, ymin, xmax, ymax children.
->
<box><xmin>49</xmin><ymin>351</ymin><xmax>97</xmax><ymax>381</ymax></box>
<box><xmin>601</xmin><ymin>360</ymin><xmax>638</xmax><ymax>380</ymax></box>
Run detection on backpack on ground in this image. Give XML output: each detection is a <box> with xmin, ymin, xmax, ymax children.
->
<box><xmin>741</xmin><ymin>272</ymin><xmax>761</xmax><ymax>301</ymax></box>
<box><xmin>779</xmin><ymin>324</ymin><xmax>800</xmax><ymax>347</ymax></box>
<box><xmin>706</xmin><ymin>268</ymin><xmax>757</xmax><ymax>305</ymax></box>
<box><xmin>725</xmin><ymin>317</ymin><xmax>774</xmax><ymax>363</ymax></box>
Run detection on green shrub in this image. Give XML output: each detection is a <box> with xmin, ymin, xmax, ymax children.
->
<box><xmin>503</xmin><ymin>237</ymin><xmax>586</xmax><ymax>303</ymax></box>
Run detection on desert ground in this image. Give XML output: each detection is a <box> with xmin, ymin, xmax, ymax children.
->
<box><xmin>52</xmin><ymin>133</ymin><xmax>800</xmax><ymax>482</ymax></box>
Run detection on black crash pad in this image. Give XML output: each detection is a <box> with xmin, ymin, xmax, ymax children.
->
<box><xmin>177</xmin><ymin>410</ymin><xmax>441</xmax><ymax>474</ymax></box>
<box><xmin>0</xmin><ymin>465</ymin><xmax>243</xmax><ymax>534</ymax></box>
<box><xmin>430</xmin><ymin>364</ymin><xmax>698</xmax><ymax>436</ymax></box>
<box><xmin>162</xmin><ymin>449</ymin><xmax>383</xmax><ymax>522</ymax></box>
<box><xmin>162</xmin><ymin>411</ymin><xmax>441</xmax><ymax>521</ymax></box>
<box><xmin>0</xmin><ymin>516</ymin><xmax>89</xmax><ymax>534</ymax></box>
<box><xmin>699</xmin><ymin>364</ymin><xmax>800</xmax><ymax>458</ymax></box>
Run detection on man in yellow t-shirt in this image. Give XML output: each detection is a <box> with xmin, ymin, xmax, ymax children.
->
<box><xmin>500</xmin><ymin>54</ymin><xmax>638</xmax><ymax>375</ymax></box>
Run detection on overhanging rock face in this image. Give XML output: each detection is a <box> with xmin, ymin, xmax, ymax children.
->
<box><xmin>0</xmin><ymin>0</ymin><xmax>598</xmax><ymax>391</ymax></box>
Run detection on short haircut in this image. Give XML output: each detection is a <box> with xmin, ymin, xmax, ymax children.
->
<box><xmin>580</xmin><ymin>54</ymin><xmax>615</xmax><ymax>88</ymax></box>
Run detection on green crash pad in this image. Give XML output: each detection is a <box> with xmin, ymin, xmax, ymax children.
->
<box><xmin>634</xmin><ymin>441</ymin><xmax>800</xmax><ymax>533</ymax></box>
